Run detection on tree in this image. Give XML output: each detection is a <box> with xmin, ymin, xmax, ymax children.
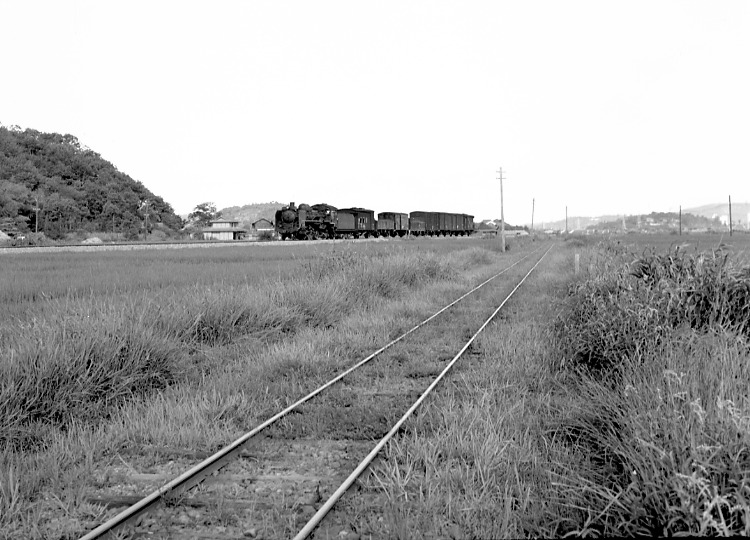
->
<box><xmin>188</xmin><ymin>202</ymin><xmax>222</xmax><ymax>228</ymax></box>
<box><xmin>0</xmin><ymin>180</ymin><xmax>28</xmax><ymax>217</ymax></box>
<box><xmin>102</xmin><ymin>200</ymin><xmax>120</xmax><ymax>234</ymax></box>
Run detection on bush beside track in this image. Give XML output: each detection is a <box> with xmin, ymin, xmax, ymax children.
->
<box><xmin>550</xmin><ymin>241</ymin><xmax>750</xmax><ymax>536</ymax></box>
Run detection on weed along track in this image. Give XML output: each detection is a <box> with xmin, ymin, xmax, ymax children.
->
<box><xmin>78</xmin><ymin>244</ymin><xmax>554</xmax><ymax>540</ymax></box>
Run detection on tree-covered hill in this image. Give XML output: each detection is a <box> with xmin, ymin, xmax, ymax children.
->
<box><xmin>0</xmin><ymin>124</ymin><xmax>183</xmax><ymax>239</ymax></box>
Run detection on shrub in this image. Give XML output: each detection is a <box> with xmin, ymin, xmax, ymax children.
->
<box><xmin>554</xmin><ymin>246</ymin><xmax>750</xmax><ymax>373</ymax></box>
<box><xmin>257</xmin><ymin>230</ymin><xmax>276</xmax><ymax>241</ymax></box>
<box><xmin>546</xmin><ymin>243</ymin><xmax>750</xmax><ymax>536</ymax></box>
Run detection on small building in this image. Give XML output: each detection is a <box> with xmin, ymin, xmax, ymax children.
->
<box><xmin>476</xmin><ymin>221</ymin><xmax>498</xmax><ymax>235</ymax></box>
<box><xmin>202</xmin><ymin>219</ymin><xmax>247</xmax><ymax>241</ymax></box>
<box><xmin>252</xmin><ymin>218</ymin><xmax>275</xmax><ymax>234</ymax></box>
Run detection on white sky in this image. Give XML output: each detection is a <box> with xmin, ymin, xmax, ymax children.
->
<box><xmin>1</xmin><ymin>1</ymin><xmax>748</xmax><ymax>224</ymax></box>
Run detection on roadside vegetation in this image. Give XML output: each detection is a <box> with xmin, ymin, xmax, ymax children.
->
<box><xmin>548</xmin><ymin>240</ymin><xmax>750</xmax><ymax>536</ymax></box>
<box><xmin>357</xmin><ymin>234</ymin><xmax>749</xmax><ymax>538</ymax></box>
<box><xmin>0</xmin><ymin>237</ymin><xmax>533</xmax><ymax>538</ymax></box>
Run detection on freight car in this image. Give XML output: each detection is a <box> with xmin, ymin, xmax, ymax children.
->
<box><xmin>336</xmin><ymin>208</ymin><xmax>376</xmax><ymax>238</ymax></box>
<box><xmin>408</xmin><ymin>212</ymin><xmax>475</xmax><ymax>236</ymax></box>
<box><xmin>377</xmin><ymin>212</ymin><xmax>409</xmax><ymax>237</ymax></box>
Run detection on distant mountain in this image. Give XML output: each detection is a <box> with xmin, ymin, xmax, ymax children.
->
<box><xmin>220</xmin><ymin>202</ymin><xmax>281</xmax><ymax>229</ymax></box>
<box><xmin>0</xmin><ymin>124</ymin><xmax>183</xmax><ymax>239</ymax></box>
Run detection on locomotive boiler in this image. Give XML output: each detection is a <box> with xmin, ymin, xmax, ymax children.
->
<box><xmin>274</xmin><ymin>202</ymin><xmax>337</xmax><ymax>240</ymax></box>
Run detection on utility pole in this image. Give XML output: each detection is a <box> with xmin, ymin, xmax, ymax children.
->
<box><xmin>565</xmin><ymin>206</ymin><xmax>568</xmax><ymax>234</ymax></box>
<box><xmin>679</xmin><ymin>205</ymin><xmax>682</xmax><ymax>236</ymax></box>
<box><xmin>34</xmin><ymin>194</ymin><xmax>40</xmax><ymax>234</ymax></box>
<box><xmin>729</xmin><ymin>195</ymin><xmax>733</xmax><ymax>236</ymax></box>
<box><xmin>531</xmin><ymin>198</ymin><xmax>535</xmax><ymax>232</ymax></box>
<box><xmin>497</xmin><ymin>167</ymin><xmax>506</xmax><ymax>252</ymax></box>
<box><xmin>140</xmin><ymin>200</ymin><xmax>151</xmax><ymax>242</ymax></box>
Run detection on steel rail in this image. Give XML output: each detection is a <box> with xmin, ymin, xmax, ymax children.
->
<box><xmin>293</xmin><ymin>244</ymin><xmax>554</xmax><ymax>540</ymax></box>
<box><xmin>78</xmin><ymin>245</ymin><xmax>545</xmax><ymax>540</ymax></box>
<box><xmin>0</xmin><ymin>235</ymin><xmax>473</xmax><ymax>255</ymax></box>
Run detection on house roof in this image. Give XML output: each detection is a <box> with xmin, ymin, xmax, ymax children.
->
<box><xmin>252</xmin><ymin>218</ymin><xmax>273</xmax><ymax>226</ymax></box>
<box><xmin>202</xmin><ymin>227</ymin><xmax>247</xmax><ymax>233</ymax></box>
<box><xmin>209</xmin><ymin>219</ymin><xmax>240</xmax><ymax>224</ymax></box>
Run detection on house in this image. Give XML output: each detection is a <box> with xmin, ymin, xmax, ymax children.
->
<box><xmin>252</xmin><ymin>218</ymin><xmax>274</xmax><ymax>234</ymax></box>
<box><xmin>201</xmin><ymin>219</ymin><xmax>247</xmax><ymax>241</ymax></box>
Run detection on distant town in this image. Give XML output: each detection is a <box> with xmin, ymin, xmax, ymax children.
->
<box><xmin>524</xmin><ymin>203</ymin><xmax>750</xmax><ymax>235</ymax></box>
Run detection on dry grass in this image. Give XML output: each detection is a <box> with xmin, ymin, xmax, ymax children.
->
<box><xmin>546</xmin><ymin>240</ymin><xmax>750</xmax><ymax>536</ymax></box>
<box><xmin>352</xmin><ymin>245</ymin><xmax>566</xmax><ymax>538</ymax></box>
<box><xmin>0</xmin><ymin>237</ymin><xmax>530</xmax><ymax>538</ymax></box>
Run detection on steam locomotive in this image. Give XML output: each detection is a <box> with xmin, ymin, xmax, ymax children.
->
<box><xmin>274</xmin><ymin>202</ymin><xmax>474</xmax><ymax>240</ymax></box>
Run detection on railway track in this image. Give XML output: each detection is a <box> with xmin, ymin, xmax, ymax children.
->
<box><xmin>78</xmin><ymin>244</ymin><xmax>553</xmax><ymax>540</ymax></box>
<box><xmin>0</xmin><ymin>235</ymin><xmax>479</xmax><ymax>255</ymax></box>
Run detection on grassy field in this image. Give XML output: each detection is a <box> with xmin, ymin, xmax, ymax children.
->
<box><xmin>2</xmin><ymin>232</ymin><xmax>748</xmax><ymax>538</ymax></box>
<box><xmin>0</xmin><ymin>235</ymin><xmax>541</xmax><ymax>538</ymax></box>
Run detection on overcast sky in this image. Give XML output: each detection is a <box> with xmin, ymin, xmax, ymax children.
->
<box><xmin>1</xmin><ymin>1</ymin><xmax>748</xmax><ymax>224</ymax></box>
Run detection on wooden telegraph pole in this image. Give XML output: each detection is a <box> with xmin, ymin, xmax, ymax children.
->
<box><xmin>531</xmin><ymin>198</ymin><xmax>535</xmax><ymax>232</ymax></box>
<box><xmin>565</xmin><ymin>206</ymin><xmax>568</xmax><ymax>234</ymax></box>
<box><xmin>729</xmin><ymin>195</ymin><xmax>733</xmax><ymax>236</ymax></box>
<box><xmin>497</xmin><ymin>167</ymin><xmax>506</xmax><ymax>252</ymax></box>
<box><xmin>34</xmin><ymin>194</ymin><xmax>40</xmax><ymax>234</ymax></box>
<box><xmin>679</xmin><ymin>205</ymin><xmax>682</xmax><ymax>236</ymax></box>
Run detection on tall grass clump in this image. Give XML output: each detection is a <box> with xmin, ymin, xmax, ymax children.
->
<box><xmin>459</xmin><ymin>246</ymin><xmax>496</xmax><ymax>268</ymax></box>
<box><xmin>546</xmin><ymin>332</ymin><xmax>750</xmax><ymax>536</ymax></box>
<box><xmin>545</xmin><ymin>243</ymin><xmax>750</xmax><ymax>536</ymax></box>
<box><xmin>154</xmin><ymin>286</ymin><xmax>308</xmax><ymax>346</ymax></box>
<box><xmin>554</xmin><ymin>245</ymin><xmax>750</xmax><ymax>372</ymax></box>
<box><xmin>0</xmin><ymin>301</ymin><xmax>184</xmax><ymax>450</ymax></box>
<box><xmin>153</xmin><ymin>250</ymin><xmax>457</xmax><ymax>347</ymax></box>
